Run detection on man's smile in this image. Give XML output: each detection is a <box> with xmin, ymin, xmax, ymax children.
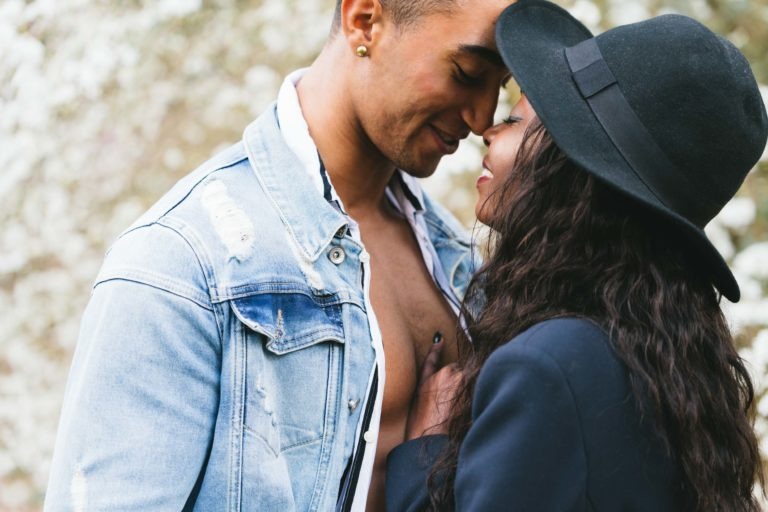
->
<box><xmin>429</xmin><ymin>124</ymin><xmax>462</xmax><ymax>154</ymax></box>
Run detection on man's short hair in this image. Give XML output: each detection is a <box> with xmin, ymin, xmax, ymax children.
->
<box><xmin>331</xmin><ymin>0</ymin><xmax>457</xmax><ymax>33</ymax></box>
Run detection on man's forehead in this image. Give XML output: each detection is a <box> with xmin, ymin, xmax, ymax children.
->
<box><xmin>443</xmin><ymin>1</ymin><xmax>510</xmax><ymax>64</ymax></box>
<box><xmin>455</xmin><ymin>44</ymin><xmax>504</xmax><ymax>67</ymax></box>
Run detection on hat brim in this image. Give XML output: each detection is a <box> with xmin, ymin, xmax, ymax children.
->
<box><xmin>495</xmin><ymin>0</ymin><xmax>740</xmax><ymax>301</ymax></box>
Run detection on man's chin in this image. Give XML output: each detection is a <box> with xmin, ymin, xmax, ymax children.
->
<box><xmin>398</xmin><ymin>168</ymin><xmax>437</xmax><ymax>180</ymax></box>
<box><xmin>393</xmin><ymin>156</ymin><xmax>441</xmax><ymax>179</ymax></box>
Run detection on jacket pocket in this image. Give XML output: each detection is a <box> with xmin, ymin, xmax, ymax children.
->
<box><xmin>231</xmin><ymin>289</ymin><xmax>345</xmax><ymax>455</ymax></box>
<box><xmin>232</xmin><ymin>290</ymin><xmax>345</xmax><ymax>354</ymax></box>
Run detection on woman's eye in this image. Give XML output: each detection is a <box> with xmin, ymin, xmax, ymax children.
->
<box><xmin>503</xmin><ymin>115</ymin><xmax>522</xmax><ymax>125</ymax></box>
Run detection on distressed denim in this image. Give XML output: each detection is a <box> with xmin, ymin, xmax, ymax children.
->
<box><xmin>45</xmin><ymin>103</ymin><xmax>476</xmax><ymax>511</ymax></box>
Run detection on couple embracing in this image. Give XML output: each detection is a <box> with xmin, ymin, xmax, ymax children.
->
<box><xmin>46</xmin><ymin>0</ymin><xmax>767</xmax><ymax>510</ymax></box>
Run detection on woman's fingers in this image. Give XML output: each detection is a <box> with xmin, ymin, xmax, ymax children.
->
<box><xmin>418</xmin><ymin>331</ymin><xmax>445</xmax><ymax>387</ymax></box>
<box><xmin>405</xmin><ymin>335</ymin><xmax>468</xmax><ymax>440</ymax></box>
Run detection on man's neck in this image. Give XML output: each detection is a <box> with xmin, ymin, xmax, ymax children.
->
<box><xmin>296</xmin><ymin>44</ymin><xmax>396</xmax><ymax>216</ymax></box>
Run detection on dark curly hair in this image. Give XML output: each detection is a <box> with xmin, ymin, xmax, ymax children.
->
<box><xmin>428</xmin><ymin>120</ymin><xmax>763</xmax><ymax>511</ymax></box>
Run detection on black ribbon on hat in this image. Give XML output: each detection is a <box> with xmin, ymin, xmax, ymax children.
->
<box><xmin>565</xmin><ymin>38</ymin><xmax>713</xmax><ymax>227</ymax></box>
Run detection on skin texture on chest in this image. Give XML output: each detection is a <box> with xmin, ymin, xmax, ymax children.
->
<box><xmin>358</xmin><ymin>210</ymin><xmax>460</xmax><ymax>512</ymax></box>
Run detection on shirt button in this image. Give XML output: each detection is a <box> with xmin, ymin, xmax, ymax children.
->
<box><xmin>348</xmin><ymin>399</ymin><xmax>360</xmax><ymax>411</ymax></box>
<box><xmin>359</xmin><ymin>250</ymin><xmax>370</xmax><ymax>264</ymax></box>
<box><xmin>328</xmin><ymin>247</ymin><xmax>345</xmax><ymax>265</ymax></box>
<box><xmin>363</xmin><ymin>431</ymin><xmax>375</xmax><ymax>443</ymax></box>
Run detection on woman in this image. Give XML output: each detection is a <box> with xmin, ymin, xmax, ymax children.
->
<box><xmin>386</xmin><ymin>1</ymin><xmax>768</xmax><ymax>511</ymax></box>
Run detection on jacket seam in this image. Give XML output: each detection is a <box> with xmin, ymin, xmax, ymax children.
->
<box><xmin>155</xmin><ymin>219</ymin><xmax>226</xmax><ymax>344</ymax></box>
<box><xmin>498</xmin><ymin>324</ymin><xmax>591</xmax><ymax>499</ymax></box>
<box><xmin>216</xmin><ymin>285</ymin><xmax>364</xmax><ymax>310</ymax></box>
<box><xmin>94</xmin><ymin>273</ymin><xmax>213</xmax><ymax>311</ymax></box>
<box><xmin>119</xmin><ymin>156</ymin><xmax>247</xmax><ymax>242</ymax></box>
<box><xmin>529</xmin><ymin>346</ymin><xmax>593</xmax><ymax>508</ymax></box>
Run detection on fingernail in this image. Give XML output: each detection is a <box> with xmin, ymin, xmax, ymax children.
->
<box><xmin>432</xmin><ymin>331</ymin><xmax>443</xmax><ymax>344</ymax></box>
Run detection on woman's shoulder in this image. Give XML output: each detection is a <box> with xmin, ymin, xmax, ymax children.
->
<box><xmin>494</xmin><ymin>317</ymin><xmax>614</xmax><ymax>365</ymax></box>
<box><xmin>472</xmin><ymin>318</ymin><xmax>685</xmax><ymax>510</ymax></box>
<box><xmin>484</xmin><ymin>317</ymin><xmax>628</xmax><ymax>405</ymax></box>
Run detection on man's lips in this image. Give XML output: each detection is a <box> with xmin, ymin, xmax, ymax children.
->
<box><xmin>429</xmin><ymin>125</ymin><xmax>461</xmax><ymax>154</ymax></box>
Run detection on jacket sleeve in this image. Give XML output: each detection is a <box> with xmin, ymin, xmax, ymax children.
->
<box><xmin>453</xmin><ymin>338</ymin><xmax>589</xmax><ymax>511</ymax></box>
<box><xmin>44</xmin><ymin>225</ymin><xmax>222</xmax><ymax>511</ymax></box>
<box><xmin>386</xmin><ymin>435</ymin><xmax>448</xmax><ymax>512</ymax></box>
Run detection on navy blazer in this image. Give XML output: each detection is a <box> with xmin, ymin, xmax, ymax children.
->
<box><xmin>386</xmin><ymin>318</ymin><xmax>691</xmax><ymax>511</ymax></box>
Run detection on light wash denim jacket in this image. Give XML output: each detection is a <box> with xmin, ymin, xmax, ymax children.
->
<box><xmin>45</xmin><ymin>104</ymin><xmax>476</xmax><ymax>511</ymax></box>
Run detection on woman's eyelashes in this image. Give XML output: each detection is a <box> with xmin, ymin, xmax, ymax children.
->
<box><xmin>502</xmin><ymin>115</ymin><xmax>523</xmax><ymax>125</ymax></box>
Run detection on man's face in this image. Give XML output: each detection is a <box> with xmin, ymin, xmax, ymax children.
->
<box><xmin>356</xmin><ymin>0</ymin><xmax>512</xmax><ymax>177</ymax></box>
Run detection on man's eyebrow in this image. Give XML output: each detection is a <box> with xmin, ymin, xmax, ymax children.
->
<box><xmin>457</xmin><ymin>44</ymin><xmax>505</xmax><ymax>67</ymax></box>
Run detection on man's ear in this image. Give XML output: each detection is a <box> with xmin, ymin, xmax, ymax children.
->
<box><xmin>339</xmin><ymin>0</ymin><xmax>385</xmax><ymax>55</ymax></box>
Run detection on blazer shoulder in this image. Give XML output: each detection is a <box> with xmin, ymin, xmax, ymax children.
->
<box><xmin>497</xmin><ymin>317</ymin><xmax>615</xmax><ymax>366</ymax></box>
<box><xmin>476</xmin><ymin>318</ymin><xmax>686</xmax><ymax>511</ymax></box>
<box><xmin>487</xmin><ymin>317</ymin><xmax>627</xmax><ymax>404</ymax></box>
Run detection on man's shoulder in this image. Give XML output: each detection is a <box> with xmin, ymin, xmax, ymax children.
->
<box><xmin>124</xmin><ymin>142</ymin><xmax>251</xmax><ymax>234</ymax></box>
<box><xmin>99</xmin><ymin>138</ymin><xmax>292</xmax><ymax>294</ymax></box>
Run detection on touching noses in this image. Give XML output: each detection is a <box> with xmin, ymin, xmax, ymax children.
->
<box><xmin>461</xmin><ymin>84</ymin><xmax>500</xmax><ymax>136</ymax></box>
<box><xmin>483</xmin><ymin>123</ymin><xmax>503</xmax><ymax>147</ymax></box>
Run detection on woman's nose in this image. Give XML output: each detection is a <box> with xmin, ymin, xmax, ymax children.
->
<box><xmin>482</xmin><ymin>123</ymin><xmax>502</xmax><ymax>147</ymax></box>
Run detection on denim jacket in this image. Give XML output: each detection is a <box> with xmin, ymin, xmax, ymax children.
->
<box><xmin>45</xmin><ymin>104</ymin><xmax>476</xmax><ymax>511</ymax></box>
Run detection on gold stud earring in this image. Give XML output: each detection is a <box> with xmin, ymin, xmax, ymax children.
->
<box><xmin>356</xmin><ymin>45</ymin><xmax>369</xmax><ymax>58</ymax></box>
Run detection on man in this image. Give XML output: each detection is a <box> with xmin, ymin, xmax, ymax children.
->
<box><xmin>45</xmin><ymin>0</ymin><xmax>511</xmax><ymax>509</ymax></box>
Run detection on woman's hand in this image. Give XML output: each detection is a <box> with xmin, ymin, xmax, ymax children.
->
<box><xmin>405</xmin><ymin>336</ymin><xmax>464</xmax><ymax>441</ymax></box>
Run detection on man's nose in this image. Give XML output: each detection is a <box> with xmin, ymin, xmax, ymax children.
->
<box><xmin>461</xmin><ymin>86</ymin><xmax>500</xmax><ymax>136</ymax></box>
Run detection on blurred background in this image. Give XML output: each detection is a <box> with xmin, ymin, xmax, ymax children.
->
<box><xmin>1</xmin><ymin>0</ymin><xmax>766</xmax><ymax>509</ymax></box>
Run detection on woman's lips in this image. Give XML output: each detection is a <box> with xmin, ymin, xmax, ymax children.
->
<box><xmin>476</xmin><ymin>165</ymin><xmax>494</xmax><ymax>187</ymax></box>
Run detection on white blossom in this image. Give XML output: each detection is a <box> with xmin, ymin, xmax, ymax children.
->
<box><xmin>609</xmin><ymin>0</ymin><xmax>651</xmax><ymax>25</ymax></box>
<box><xmin>1</xmin><ymin>0</ymin><xmax>767</xmax><ymax>509</ymax></box>
<box><xmin>716</xmin><ymin>197</ymin><xmax>756</xmax><ymax>231</ymax></box>
<box><xmin>733</xmin><ymin>242</ymin><xmax>768</xmax><ymax>281</ymax></box>
<box><xmin>568</xmin><ymin>0</ymin><xmax>602</xmax><ymax>31</ymax></box>
<box><xmin>705</xmin><ymin>218</ymin><xmax>735</xmax><ymax>260</ymax></box>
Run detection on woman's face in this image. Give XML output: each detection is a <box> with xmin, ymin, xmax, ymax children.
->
<box><xmin>475</xmin><ymin>94</ymin><xmax>536</xmax><ymax>224</ymax></box>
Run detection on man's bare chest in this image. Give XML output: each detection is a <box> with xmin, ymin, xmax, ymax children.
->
<box><xmin>360</xmin><ymin>213</ymin><xmax>459</xmax><ymax>352</ymax></box>
<box><xmin>366</xmin><ymin>234</ymin><xmax>459</xmax><ymax>375</ymax></box>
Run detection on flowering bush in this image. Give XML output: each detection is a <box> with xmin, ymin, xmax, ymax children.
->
<box><xmin>1</xmin><ymin>0</ymin><xmax>766</xmax><ymax>509</ymax></box>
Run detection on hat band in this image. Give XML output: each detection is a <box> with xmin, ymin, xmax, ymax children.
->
<box><xmin>565</xmin><ymin>38</ymin><xmax>714</xmax><ymax>227</ymax></box>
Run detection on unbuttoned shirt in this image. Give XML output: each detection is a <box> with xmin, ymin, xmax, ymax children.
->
<box><xmin>45</xmin><ymin>69</ymin><xmax>477</xmax><ymax>512</ymax></box>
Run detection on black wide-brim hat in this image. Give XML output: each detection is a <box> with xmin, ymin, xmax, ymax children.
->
<box><xmin>496</xmin><ymin>0</ymin><xmax>768</xmax><ymax>302</ymax></box>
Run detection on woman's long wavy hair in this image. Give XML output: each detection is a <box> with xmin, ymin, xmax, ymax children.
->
<box><xmin>428</xmin><ymin>120</ymin><xmax>763</xmax><ymax>511</ymax></box>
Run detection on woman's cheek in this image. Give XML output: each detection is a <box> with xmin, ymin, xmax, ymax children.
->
<box><xmin>475</xmin><ymin>186</ymin><xmax>494</xmax><ymax>224</ymax></box>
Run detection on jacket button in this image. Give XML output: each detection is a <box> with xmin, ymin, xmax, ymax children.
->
<box><xmin>359</xmin><ymin>250</ymin><xmax>370</xmax><ymax>264</ymax></box>
<box><xmin>363</xmin><ymin>430</ymin><xmax>375</xmax><ymax>443</ymax></box>
<box><xmin>328</xmin><ymin>247</ymin><xmax>345</xmax><ymax>265</ymax></box>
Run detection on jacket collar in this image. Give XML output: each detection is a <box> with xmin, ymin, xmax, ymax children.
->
<box><xmin>243</xmin><ymin>102</ymin><xmax>462</xmax><ymax>263</ymax></box>
<box><xmin>243</xmin><ymin>104</ymin><xmax>348</xmax><ymax>262</ymax></box>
